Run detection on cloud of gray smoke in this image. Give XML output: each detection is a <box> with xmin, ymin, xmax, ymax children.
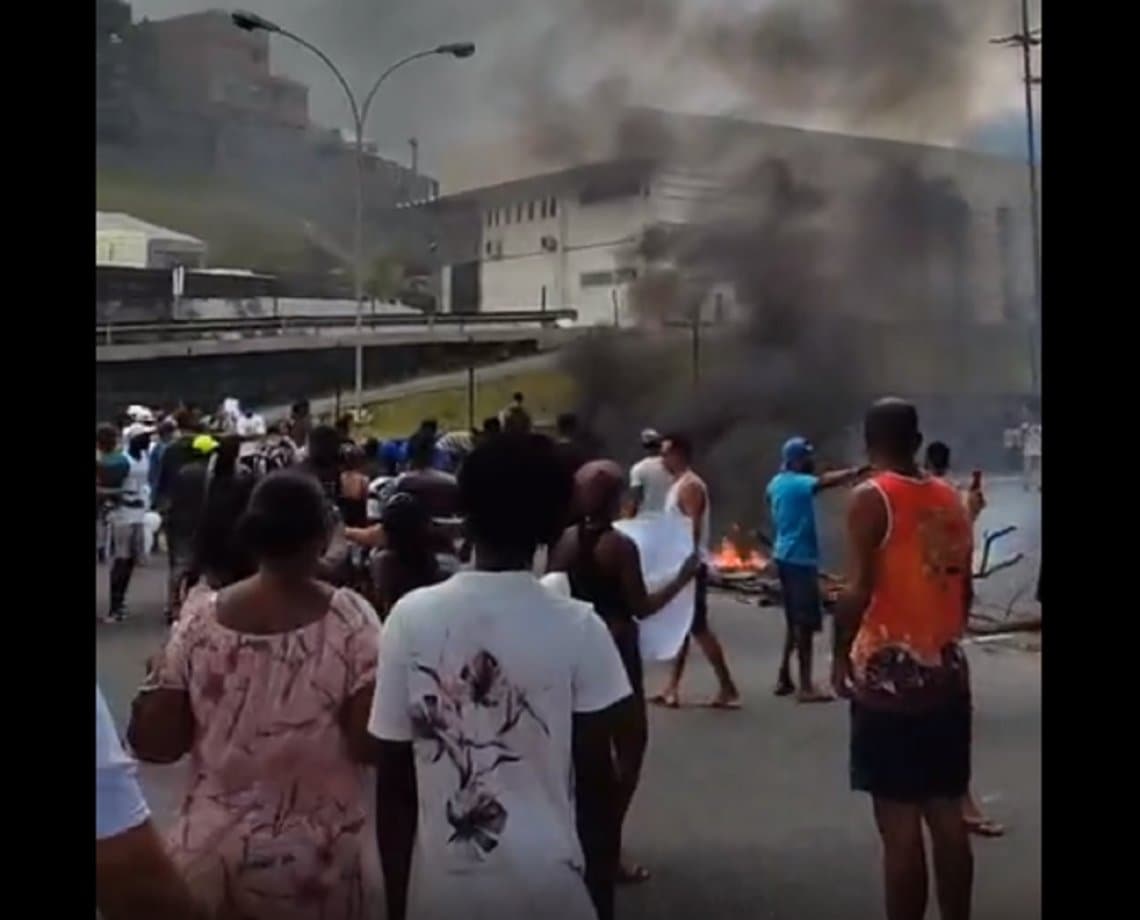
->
<box><xmin>549</xmin><ymin>0</ymin><xmax>1016</xmax><ymax>539</ymax></box>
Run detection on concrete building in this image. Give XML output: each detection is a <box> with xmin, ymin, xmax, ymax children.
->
<box><xmin>420</xmin><ymin>112</ymin><xmax>1036</xmax><ymax>330</ymax></box>
<box><xmin>96</xmin><ymin>212</ymin><xmax>207</xmax><ymax>269</ymax></box>
<box><xmin>133</xmin><ymin>10</ymin><xmax>309</xmax><ymax>129</ymax></box>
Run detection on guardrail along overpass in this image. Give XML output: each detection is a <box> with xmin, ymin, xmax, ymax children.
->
<box><xmin>96</xmin><ymin>310</ymin><xmax>581</xmax><ymax>419</ymax></box>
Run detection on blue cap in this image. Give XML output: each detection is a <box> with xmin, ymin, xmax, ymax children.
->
<box><xmin>781</xmin><ymin>436</ymin><xmax>814</xmax><ymax>469</ymax></box>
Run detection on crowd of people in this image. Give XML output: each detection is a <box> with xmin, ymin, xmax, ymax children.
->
<box><xmin>95</xmin><ymin>392</ymin><xmax>1015</xmax><ymax>920</ymax></box>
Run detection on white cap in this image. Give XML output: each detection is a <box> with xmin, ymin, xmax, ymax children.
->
<box><xmin>640</xmin><ymin>428</ymin><xmax>662</xmax><ymax>447</ymax></box>
<box><xmin>123</xmin><ymin>422</ymin><xmax>155</xmax><ymax>443</ymax></box>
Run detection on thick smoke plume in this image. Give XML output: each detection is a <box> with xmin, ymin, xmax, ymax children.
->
<box><xmin>549</xmin><ymin>0</ymin><xmax>1013</xmax><ymax>540</ymax></box>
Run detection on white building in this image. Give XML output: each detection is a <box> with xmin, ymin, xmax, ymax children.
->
<box><xmin>418</xmin><ymin>111</ymin><xmax>1036</xmax><ymax>329</ymax></box>
<box><xmin>96</xmin><ymin>211</ymin><xmax>208</xmax><ymax>269</ymax></box>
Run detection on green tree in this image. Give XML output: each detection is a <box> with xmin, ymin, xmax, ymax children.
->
<box><xmin>366</xmin><ymin>253</ymin><xmax>405</xmax><ymax>302</ymax></box>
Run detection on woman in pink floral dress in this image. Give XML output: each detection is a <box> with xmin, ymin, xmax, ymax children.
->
<box><xmin>129</xmin><ymin>471</ymin><xmax>383</xmax><ymax>919</ymax></box>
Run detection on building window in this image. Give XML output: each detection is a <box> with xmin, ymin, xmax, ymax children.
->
<box><xmin>486</xmin><ymin>211</ymin><xmax>493</xmax><ymax>228</ymax></box>
<box><xmin>485</xmin><ymin>240</ymin><xmax>493</xmax><ymax>256</ymax></box>
<box><xmin>549</xmin><ymin>197</ymin><xmax>558</xmax><ymax>217</ymax></box>
<box><xmin>580</xmin><ymin>270</ymin><xmax>614</xmax><ymax>288</ymax></box>
<box><xmin>614</xmin><ymin>267</ymin><xmax>638</xmax><ymax>283</ymax></box>
<box><xmin>540</xmin><ymin>199</ymin><xmax>548</xmax><ymax>219</ymax></box>
<box><xmin>527</xmin><ymin>201</ymin><xmax>535</xmax><ymax>221</ymax></box>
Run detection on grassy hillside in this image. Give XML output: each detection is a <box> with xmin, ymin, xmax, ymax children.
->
<box><xmin>360</xmin><ymin>368</ymin><xmax>576</xmax><ymax>439</ymax></box>
<box><xmin>96</xmin><ymin>170</ymin><xmax>338</xmax><ymax>272</ymax></box>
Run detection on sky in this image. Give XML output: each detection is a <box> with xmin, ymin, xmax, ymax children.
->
<box><xmin>129</xmin><ymin>0</ymin><xmax>1041</xmax><ymax>172</ymax></box>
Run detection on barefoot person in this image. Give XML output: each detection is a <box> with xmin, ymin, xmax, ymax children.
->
<box><xmin>766</xmin><ymin>437</ymin><xmax>865</xmax><ymax>701</ymax></box>
<box><xmin>923</xmin><ymin>441</ymin><xmax>1005</xmax><ymax>840</ymax></box>
<box><xmin>549</xmin><ymin>459</ymin><xmax>699</xmax><ymax>884</ymax></box>
<box><xmin>834</xmin><ymin>399</ymin><xmax>975</xmax><ymax>920</ymax></box>
<box><xmin>652</xmin><ymin>434</ymin><xmax>741</xmax><ymax>709</ymax></box>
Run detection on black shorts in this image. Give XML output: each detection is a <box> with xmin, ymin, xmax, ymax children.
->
<box><xmin>690</xmin><ymin>564</ymin><xmax>710</xmax><ymax>636</ymax></box>
<box><xmin>776</xmin><ymin>561</ymin><xmax>823</xmax><ymax>633</ymax></box>
<box><xmin>850</xmin><ymin>696</ymin><xmax>971</xmax><ymax>802</ymax></box>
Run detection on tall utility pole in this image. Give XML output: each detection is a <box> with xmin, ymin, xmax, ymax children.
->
<box><xmin>992</xmin><ymin>3</ymin><xmax>1041</xmax><ymax>394</ymax></box>
<box><xmin>409</xmin><ymin>137</ymin><xmax>419</xmax><ymax>176</ymax></box>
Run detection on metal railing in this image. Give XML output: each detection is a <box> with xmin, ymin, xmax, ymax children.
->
<box><xmin>96</xmin><ymin>309</ymin><xmax>577</xmax><ymax>346</ymax></box>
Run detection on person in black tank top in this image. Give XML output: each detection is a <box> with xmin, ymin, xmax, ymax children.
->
<box><xmin>549</xmin><ymin>459</ymin><xmax>699</xmax><ymax>885</ymax></box>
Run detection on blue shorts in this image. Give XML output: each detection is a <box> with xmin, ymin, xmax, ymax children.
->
<box><xmin>776</xmin><ymin>561</ymin><xmax>823</xmax><ymax>633</ymax></box>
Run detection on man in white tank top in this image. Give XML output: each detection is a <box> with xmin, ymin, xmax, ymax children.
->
<box><xmin>627</xmin><ymin>429</ymin><xmax>673</xmax><ymax>517</ymax></box>
<box><xmin>650</xmin><ymin>434</ymin><xmax>741</xmax><ymax>709</ymax></box>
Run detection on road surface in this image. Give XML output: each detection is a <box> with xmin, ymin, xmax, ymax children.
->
<box><xmin>96</xmin><ymin>562</ymin><xmax>1040</xmax><ymax>920</ymax></box>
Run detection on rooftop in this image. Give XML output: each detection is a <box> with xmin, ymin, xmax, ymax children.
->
<box><xmin>96</xmin><ymin>212</ymin><xmax>206</xmax><ymax>246</ymax></box>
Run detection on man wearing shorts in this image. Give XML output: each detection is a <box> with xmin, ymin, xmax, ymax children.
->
<box><xmin>766</xmin><ymin>437</ymin><xmax>865</xmax><ymax>701</ymax></box>
<box><xmin>834</xmin><ymin>399</ymin><xmax>974</xmax><ymax>920</ymax></box>
<box><xmin>652</xmin><ymin>434</ymin><xmax>741</xmax><ymax>709</ymax></box>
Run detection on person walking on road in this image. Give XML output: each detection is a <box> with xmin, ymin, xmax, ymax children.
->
<box><xmin>651</xmin><ymin>434</ymin><xmax>741</xmax><ymax>710</ymax></box>
<box><xmin>549</xmin><ymin>459</ymin><xmax>699</xmax><ymax>884</ymax></box>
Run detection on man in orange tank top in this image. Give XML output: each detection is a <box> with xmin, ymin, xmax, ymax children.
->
<box><xmin>834</xmin><ymin>399</ymin><xmax>974</xmax><ymax>920</ymax></box>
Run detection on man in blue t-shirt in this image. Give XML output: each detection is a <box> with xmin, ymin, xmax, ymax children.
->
<box><xmin>766</xmin><ymin>437</ymin><xmax>866</xmax><ymax>702</ymax></box>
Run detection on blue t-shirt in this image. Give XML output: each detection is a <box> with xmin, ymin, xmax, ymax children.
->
<box><xmin>766</xmin><ymin>471</ymin><xmax>820</xmax><ymax>567</ymax></box>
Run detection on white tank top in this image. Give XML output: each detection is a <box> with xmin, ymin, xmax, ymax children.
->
<box><xmin>665</xmin><ymin>471</ymin><xmax>711</xmax><ymax>559</ymax></box>
<box><xmin>629</xmin><ymin>456</ymin><xmax>674</xmax><ymax>515</ymax></box>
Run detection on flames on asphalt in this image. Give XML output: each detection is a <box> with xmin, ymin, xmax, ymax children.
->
<box><xmin>710</xmin><ymin>525</ymin><xmax>770</xmax><ymax>575</ymax></box>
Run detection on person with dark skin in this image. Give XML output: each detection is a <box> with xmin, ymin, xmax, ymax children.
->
<box><xmin>548</xmin><ymin>459</ymin><xmax>699</xmax><ymax>884</ymax></box>
<box><xmin>381</xmin><ymin>430</ymin><xmax>461</xmax><ymax>521</ymax></box>
<box><xmin>96</xmin><ymin>423</ymin><xmax>127</xmax><ymax>564</ymax></box>
<box><xmin>833</xmin><ymin>398</ymin><xmax>975</xmax><ymax>920</ymax></box>
<box><xmin>767</xmin><ymin>437</ymin><xmax>867</xmax><ymax>701</ymax></box>
<box><xmin>130</xmin><ymin>471</ymin><xmax>383</xmax><ymax>917</ymax></box>
<box><xmin>501</xmin><ymin>391</ymin><xmax>532</xmax><ymax>434</ymax></box>
<box><xmin>96</xmin><ymin>685</ymin><xmax>205</xmax><ymax>920</ymax></box>
<box><xmin>300</xmin><ymin>424</ymin><xmax>355</xmax><ymax>568</ymax></box>
<box><xmin>652</xmin><ymin>434</ymin><xmax>742</xmax><ymax>709</ymax></box>
<box><xmin>289</xmin><ymin>398</ymin><xmax>312</xmax><ymax>450</ymax></box>
<box><xmin>105</xmin><ymin>425</ymin><xmax>155</xmax><ymax>622</ymax></box>
<box><xmin>369</xmin><ymin>492</ymin><xmax>445</xmax><ymax>620</ymax></box>
<box><xmin>553</xmin><ymin>412</ymin><xmax>592</xmax><ymax>481</ymax></box>
<box><xmin>370</xmin><ymin>434</ymin><xmax>634</xmax><ymax>920</ymax></box>
<box><xmin>185</xmin><ymin>436</ymin><xmax>258</xmax><ymax>595</ymax></box>
<box><xmin>478</xmin><ymin>415</ymin><xmax>501</xmax><ymax>444</ymax></box>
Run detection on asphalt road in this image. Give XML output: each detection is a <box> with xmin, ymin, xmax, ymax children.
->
<box><xmin>96</xmin><ymin>559</ymin><xmax>1040</xmax><ymax>920</ymax></box>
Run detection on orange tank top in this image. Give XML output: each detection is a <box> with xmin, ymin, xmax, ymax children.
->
<box><xmin>850</xmin><ymin>472</ymin><xmax>973</xmax><ymax>709</ymax></box>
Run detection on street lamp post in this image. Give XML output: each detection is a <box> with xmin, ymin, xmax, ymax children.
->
<box><xmin>991</xmin><ymin>3</ymin><xmax>1041</xmax><ymax>394</ymax></box>
<box><xmin>231</xmin><ymin>11</ymin><xmax>474</xmax><ymax>412</ymax></box>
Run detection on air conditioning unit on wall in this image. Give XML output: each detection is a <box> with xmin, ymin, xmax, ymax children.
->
<box><xmin>540</xmin><ymin>235</ymin><xmax>558</xmax><ymax>252</ymax></box>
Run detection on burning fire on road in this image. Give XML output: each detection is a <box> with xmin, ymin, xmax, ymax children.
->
<box><xmin>709</xmin><ymin>526</ymin><xmax>770</xmax><ymax>576</ymax></box>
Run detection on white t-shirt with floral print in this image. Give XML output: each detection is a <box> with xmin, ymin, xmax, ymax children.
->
<box><xmin>369</xmin><ymin>570</ymin><xmax>631</xmax><ymax>920</ymax></box>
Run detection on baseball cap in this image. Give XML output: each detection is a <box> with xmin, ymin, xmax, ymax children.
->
<box><xmin>192</xmin><ymin>434</ymin><xmax>220</xmax><ymax>455</ymax></box>
<box><xmin>781</xmin><ymin>436</ymin><xmax>814</xmax><ymax>469</ymax></box>
<box><xmin>123</xmin><ymin>422</ymin><xmax>155</xmax><ymax>443</ymax></box>
<box><xmin>640</xmin><ymin>428</ymin><xmax>662</xmax><ymax>447</ymax></box>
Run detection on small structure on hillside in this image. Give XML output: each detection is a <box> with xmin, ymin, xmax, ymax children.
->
<box><xmin>96</xmin><ymin>211</ymin><xmax>207</xmax><ymax>269</ymax></box>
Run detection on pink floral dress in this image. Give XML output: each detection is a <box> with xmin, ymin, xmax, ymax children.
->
<box><xmin>147</xmin><ymin>587</ymin><xmax>382</xmax><ymax>919</ymax></box>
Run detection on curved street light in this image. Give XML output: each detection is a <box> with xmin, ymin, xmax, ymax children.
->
<box><xmin>232</xmin><ymin>11</ymin><xmax>474</xmax><ymax>411</ymax></box>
